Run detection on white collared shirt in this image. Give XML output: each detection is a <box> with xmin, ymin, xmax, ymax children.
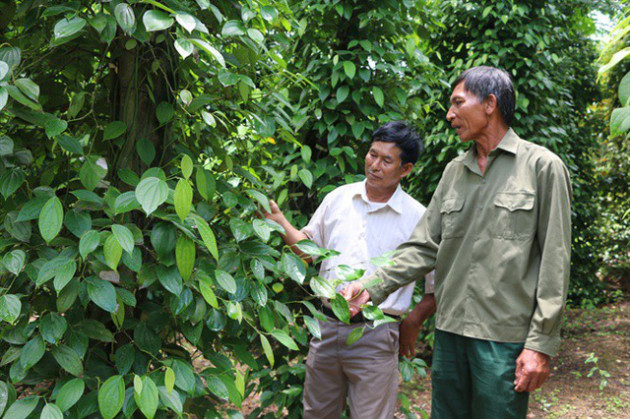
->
<box><xmin>302</xmin><ymin>180</ymin><xmax>434</xmax><ymax>316</ymax></box>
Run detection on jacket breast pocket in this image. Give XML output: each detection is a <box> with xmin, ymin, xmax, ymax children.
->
<box><xmin>492</xmin><ymin>192</ymin><xmax>536</xmax><ymax>240</ymax></box>
<box><xmin>440</xmin><ymin>197</ymin><xmax>466</xmax><ymax>239</ymax></box>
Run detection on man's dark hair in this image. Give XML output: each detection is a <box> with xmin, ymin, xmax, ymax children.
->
<box><xmin>453</xmin><ymin>66</ymin><xmax>516</xmax><ymax>126</ymax></box>
<box><xmin>370</xmin><ymin>121</ymin><xmax>422</xmax><ymax>165</ymax></box>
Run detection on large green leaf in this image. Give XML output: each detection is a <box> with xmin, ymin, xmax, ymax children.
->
<box><xmin>15</xmin><ymin>78</ymin><xmax>39</xmax><ymax>102</ymax></box>
<box><xmin>214</xmin><ymin>269</ymin><xmax>236</xmax><ymax>294</ymax></box>
<box><xmin>303</xmin><ymin>315</ymin><xmax>321</xmax><ymax>339</ymax></box>
<box><xmin>156</xmin><ymin>265</ymin><xmax>183</xmax><ymax>295</ymax></box>
<box><xmin>79</xmin><ymin>230</ymin><xmax>100</xmax><ymax>259</ymax></box>
<box><xmin>175</xmin><ymin>12</ymin><xmax>196</xmax><ymax>33</ymax></box>
<box><xmin>56</xmin><ymin>378</ymin><xmax>84</xmax><ymax>411</ymax></box>
<box><xmin>346</xmin><ymin>326</ymin><xmax>365</xmax><ymax>345</ymax></box>
<box><xmin>610</xmin><ymin>106</ymin><xmax>630</xmax><ymax>137</ymax></box>
<box><xmin>373</xmin><ymin>86</ymin><xmax>384</xmax><ymax>108</ymax></box>
<box><xmin>174</xmin><ymin>179</ymin><xmax>193</xmax><ymax>221</ymax></box>
<box><xmin>114</xmin><ymin>3</ymin><xmax>136</xmax><ymax>34</ymax></box>
<box><xmin>111</xmin><ymin>224</ymin><xmax>134</xmax><ymax>254</ymax></box>
<box><xmin>40</xmin><ymin>312</ymin><xmax>67</xmax><ymax>344</ymax></box>
<box><xmin>103</xmin><ymin>234</ymin><xmax>123</xmax><ymax>270</ymax></box>
<box><xmin>79</xmin><ymin>157</ymin><xmax>107</xmax><ymax>191</ymax></box>
<box><xmin>134</xmin><ymin>376</ymin><xmax>158</xmax><ymax>419</ymax></box>
<box><xmin>193</xmin><ymin>215</ymin><xmax>218</xmax><ymax>260</ymax></box>
<box><xmin>87</xmin><ymin>277</ymin><xmax>117</xmax><ymax>313</ymax></box>
<box><xmin>0</xmin><ymin>169</ymin><xmax>25</xmax><ymax>199</ymax></box>
<box><xmin>260</xmin><ymin>335</ymin><xmax>274</xmax><ymax>367</ymax></box>
<box><xmin>98</xmin><ymin>375</ymin><xmax>125</xmax><ymax>419</ymax></box>
<box><xmin>2</xmin><ymin>249</ymin><xmax>25</xmax><ymax>275</ymax></box>
<box><xmin>143</xmin><ymin>10</ymin><xmax>174</xmax><ymax>32</ymax></box>
<box><xmin>156</xmin><ymin>102</ymin><xmax>174</xmax><ymax>124</ymax></box>
<box><xmin>54</xmin><ymin>17</ymin><xmax>86</xmax><ymax>40</ymax></box>
<box><xmin>19</xmin><ymin>336</ymin><xmax>45</xmax><ymax>369</ymax></box>
<box><xmin>198</xmin><ymin>273</ymin><xmax>218</xmax><ymax>308</ymax></box>
<box><xmin>0</xmin><ymin>87</ymin><xmax>7</xmax><ymax>111</ymax></box>
<box><xmin>190</xmin><ymin>38</ymin><xmax>225</xmax><ymax>67</ymax></box>
<box><xmin>135</xmin><ymin>177</ymin><xmax>168</xmax><ymax>215</ymax></box>
<box><xmin>52</xmin><ymin>345</ymin><xmax>83</xmax><ymax>376</ymax></box>
<box><xmin>330</xmin><ymin>294</ymin><xmax>351</xmax><ymax>324</ymax></box>
<box><xmin>2</xmin><ymin>396</ymin><xmax>39</xmax><ymax>419</ymax></box>
<box><xmin>270</xmin><ymin>329</ymin><xmax>298</xmax><ymax>350</ymax></box>
<box><xmin>0</xmin><ymin>294</ymin><xmax>21</xmax><ymax>324</ymax></box>
<box><xmin>175</xmin><ymin>235</ymin><xmax>195</xmax><ymax>281</ymax></box>
<box><xmin>39</xmin><ymin>196</ymin><xmax>63</xmax><ymax>243</ymax></box>
<box><xmin>103</xmin><ymin>121</ymin><xmax>126</xmax><ymax>140</ymax></box>
<box><xmin>64</xmin><ymin>209</ymin><xmax>92</xmax><ymax>238</ymax></box>
<box><xmin>619</xmin><ymin>71</ymin><xmax>630</xmax><ymax>107</ymax></box>
<box><xmin>44</xmin><ymin>118</ymin><xmax>67</xmax><ymax>138</ymax></box>
<box><xmin>174</xmin><ymin>38</ymin><xmax>193</xmax><ymax>59</ymax></box>
<box><xmin>280</xmin><ymin>253</ymin><xmax>306</xmax><ymax>284</ymax></box>
<box><xmin>41</xmin><ymin>403</ymin><xmax>63</xmax><ymax>419</ymax></box>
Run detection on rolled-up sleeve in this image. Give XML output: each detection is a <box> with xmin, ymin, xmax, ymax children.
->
<box><xmin>524</xmin><ymin>157</ymin><xmax>572</xmax><ymax>357</ymax></box>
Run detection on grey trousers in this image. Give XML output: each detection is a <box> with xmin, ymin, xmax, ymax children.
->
<box><xmin>303</xmin><ymin>318</ymin><xmax>400</xmax><ymax>419</ymax></box>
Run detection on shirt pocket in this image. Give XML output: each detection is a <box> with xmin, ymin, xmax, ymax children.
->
<box><xmin>440</xmin><ymin>196</ymin><xmax>466</xmax><ymax>239</ymax></box>
<box><xmin>492</xmin><ymin>192</ymin><xmax>536</xmax><ymax>240</ymax></box>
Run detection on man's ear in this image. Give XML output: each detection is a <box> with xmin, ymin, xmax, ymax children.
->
<box><xmin>401</xmin><ymin>162</ymin><xmax>414</xmax><ymax>177</ymax></box>
<box><xmin>485</xmin><ymin>94</ymin><xmax>498</xmax><ymax>116</ymax></box>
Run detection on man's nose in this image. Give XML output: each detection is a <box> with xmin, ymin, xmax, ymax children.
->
<box><xmin>446</xmin><ymin>107</ymin><xmax>455</xmax><ymax>121</ymax></box>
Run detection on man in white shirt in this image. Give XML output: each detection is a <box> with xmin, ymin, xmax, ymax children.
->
<box><xmin>263</xmin><ymin>121</ymin><xmax>436</xmax><ymax>418</ymax></box>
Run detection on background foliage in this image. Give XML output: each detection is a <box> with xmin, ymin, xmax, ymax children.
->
<box><xmin>0</xmin><ymin>0</ymin><xmax>626</xmax><ymax>417</ymax></box>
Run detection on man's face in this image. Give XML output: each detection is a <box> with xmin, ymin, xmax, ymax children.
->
<box><xmin>446</xmin><ymin>83</ymin><xmax>488</xmax><ymax>142</ymax></box>
<box><xmin>364</xmin><ymin>141</ymin><xmax>412</xmax><ymax>191</ymax></box>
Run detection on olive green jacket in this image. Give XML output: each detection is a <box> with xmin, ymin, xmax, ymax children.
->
<box><xmin>365</xmin><ymin>128</ymin><xmax>572</xmax><ymax>356</ymax></box>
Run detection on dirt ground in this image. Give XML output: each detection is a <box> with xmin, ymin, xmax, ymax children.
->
<box><xmin>398</xmin><ymin>300</ymin><xmax>630</xmax><ymax>418</ymax></box>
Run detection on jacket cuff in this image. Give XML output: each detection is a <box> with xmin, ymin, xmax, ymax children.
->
<box><xmin>361</xmin><ymin>276</ymin><xmax>388</xmax><ymax>306</ymax></box>
<box><xmin>524</xmin><ymin>333</ymin><xmax>560</xmax><ymax>357</ymax></box>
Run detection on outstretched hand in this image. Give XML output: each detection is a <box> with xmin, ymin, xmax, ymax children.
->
<box><xmin>339</xmin><ymin>282</ymin><xmax>371</xmax><ymax>317</ymax></box>
<box><xmin>260</xmin><ymin>199</ymin><xmax>285</xmax><ymax>224</ymax></box>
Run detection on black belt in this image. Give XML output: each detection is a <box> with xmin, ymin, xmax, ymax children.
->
<box><xmin>319</xmin><ymin>303</ymin><xmax>400</xmax><ymax>324</ymax></box>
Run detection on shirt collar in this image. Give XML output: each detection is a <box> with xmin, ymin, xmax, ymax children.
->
<box><xmin>456</xmin><ymin>128</ymin><xmax>521</xmax><ymax>174</ymax></box>
<box><xmin>354</xmin><ymin>180</ymin><xmax>404</xmax><ymax>214</ymax></box>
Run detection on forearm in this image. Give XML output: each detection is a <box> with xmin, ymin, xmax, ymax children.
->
<box><xmin>406</xmin><ymin>293</ymin><xmax>436</xmax><ymax>327</ymax></box>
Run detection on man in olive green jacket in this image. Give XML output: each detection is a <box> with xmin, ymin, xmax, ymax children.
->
<box><xmin>341</xmin><ymin>66</ymin><xmax>572</xmax><ymax>418</ymax></box>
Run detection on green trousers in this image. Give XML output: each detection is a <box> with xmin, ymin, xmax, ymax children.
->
<box><xmin>431</xmin><ymin>330</ymin><xmax>529</xmax><ymax>419</ymax></box>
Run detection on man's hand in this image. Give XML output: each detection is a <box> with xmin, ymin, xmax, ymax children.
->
<box><xmin>261</xmin><ymin>199</ymin><xmax>286</xmax><ymax>225</ymax></box>
<box><xmin>514</xmin><ymin>348</ymin><xmax>550</xmax><ymax>392</ymax></box>
<box><xmin>399</xmin><ymin>294</ymin><xmax>436</xmax><ymax>358</ymax></box>
<box><xmin>339</xmin><ymin>282</ymin><xmax>370</xmax><ymax>317</ymax></box>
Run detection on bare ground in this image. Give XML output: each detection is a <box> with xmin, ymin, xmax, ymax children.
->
<box><xmin>398</xmin><ymin>300</ymin><xmax>630</xmax><ymax>418</ymax></box>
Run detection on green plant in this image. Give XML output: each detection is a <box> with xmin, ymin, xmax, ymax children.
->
<box><xmin>585</xmin><ymin>352</ymin><xmax>611</xmax><ymax>390</ymax></box>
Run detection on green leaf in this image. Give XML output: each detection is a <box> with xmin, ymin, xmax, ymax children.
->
<box><xmin>373</xmin><ymin>86</ymin><xmax>384</xmax><ymax>108</ymax></box>
<box><xmin>0</xmin><ymin>61</ymin><xmax>8</xmax><ymax>81</ymax></box>
<box><xmin>174</xmin><ymin>179</ymin><xmax>193</xmax><ymax>222</ymax></box>
<box><xmin>114</xmin><ymin>191</ymin><xmax>140</xmax><ymax>214</ymax></box>
<box><xmin>15</xmin><ymin>78</ymin><xmax>39</xmax><ymax>102</ymax></box>
<box><xmin>52</xmin><ymin>345</ymin><xmax>83</xmax><ymax>376</ymax></box>
<box><xmin>0</xmin><ymin>87</ymin><xmax>7</xmax><ymax>111</ymax></box>
<box><xmin>215</xmin><ymin>269</ymin><xmax>236</xmax><ymax>294</ymax></box>
<box><xmin>158</xmin><ymin>386</ymin><xmax>182</xmax><ymax>415</ymax></box>
<box><xmin>250</xmin><ymin>281</ymin><xmax>267</xmax><ymax>306</ymax></box>
<box><xmin>54</xmin><ymin>17</ymin><xmax>86</xmax><ymax>40</ymax></box>
<box><xmin>79</xmin><ymin>230</ymin><xmax>100</xmax><ymax>259</ymax></box>
<box><xmin>41</xmin><ymin>403</ymin><xmax>63</xmax><ymax>419</ymax></box>
<box><xmin>115</xmin><ymin>344</ymin><xmax>134</xmax><ymax>375</ymax></box>
<box><xmin>195</xmin><ymin>168</ymin><xmax>216</xmax><ymax>200</ymax></box>
<box><xmin>156</xmin><ymin>102</ymin><xmax>174</xmax><ymax>124</ymax></box>
<box><xmin>599</xmin><ymin>47</ymin><xmax>630</xmax><ymax>76</ymax></box>
<box><xmin>619</xmin><ymin>71</ymin><xmax>630</xmax><ymax>107</ymax></box>
<box><xmin>135</xmin><ymin>177</ymin><xmax>169</xmax><ymax>215</ymax></box>
<box><xmin>134</xmin><ymin>376</ymin><xmax>158</xmax><ymax>419</ymax></box>
<box><xmin>39</xmin><ymin>196</ymin><xmax>63</xmax><ymax>244</ymax></box>
<box><xmin>16</xmin><ymin>196</ymin><xmax>48</xmax><ymax>222</ymax></box>
<box><xmin>0</xmin><ymin>135</ymin><xmax>12</xmax><ymax>156</ymax></box>
<box><xmin>103</xmin><ymin>121</ymin><xmax>126</xmax><ymax>140</ymax></box>
<box><xmin>198</xmin><ymin>274</ymin><xmax>218</xmax><ymax>308</ymax></box>
<box><xmin>87</xmin><ymin>277</ymin><xmax>118</xmax><ymax>313</ymax></box>
<box><xmin>40</xmin><ymin>312</ymin><xmax>67</xmax><ymax>344</ymax></box>
<box><xmin>0</xmin><ymin>380</ymin><xmax>10</xmax><ymax>416</ymax></box>
<box><xmin>136</xmin><ymin>138</ymin><xmax>155</xmax><ymax>165</ymax></box>
<box><xmin>194</xmin><ymin>215</ymin><xmax>218</xmax><ymax>260</ymax></box>
<box><xmin>57</xmin><ymin>135</ymin><xmax>83</xmax><ymax>154</ymax></box>
<box><xmin>0</xmin><ymin>170</ymin><xmax>25</xmax><ymax>199</ymax></box>
<box><xmin>260</xmin><ymin>335</ymin><xmax>274</xmax><ymax>367</ymax></box>
<box><xmin>79</xmin><ymin>157</ymin><xmax>107</xmax><ymax>191</ymax></box>
<box><xmin>64</xmin><ymin>209</ymin><xmax>92</xmax><ymax>238</ymax></box>
<box><xmin>156</xmin><ymin>265</ymin><xmax>183</xmax><ymax>295</ymax></box>
<box><xmin>104</xmin><ymin>234</ymin><xmax>123</xmax><ymax>270</ymax></box>
<box><xmin>610</xmin><ymin>106</ymin><xmax>630</xmax><ymax>137</ymax></box>
<box><xmin>246</xmin><ymin>189</ymin><xmax>270</xmax><ymax>212</ymax></box>
<box><xmin>56</xmin><ymin>378</ymin><xmax>85</xmax><ymax>411</ymax></box>
<box><xmin>303</xmin><ymin>315</ymin><xmax>321</xmax><ymax>339</ymax></box>
<box><xmin>143</xmin><ymin>10</ymin><xmax>174</xmax><ymax>32</ymax></box>
<box><xmin>45</xmin><ymin>118</ymin><xmax>67</xmax><ymax>138</ymax></box>
<box><xmin>330</xmin><ymin>295</ymin><xmax>351</xmax><ymax>324</ymax></box>
<box><xmin>20</xmin><ymin>336</ymin><xmax>45</xmax><ymax>369</ymax></box>
<box><xmin>6</xmin><ymin>85</ymin><xmax>41</xmax><ymax>110</ymax></box>
<box><xmin>174</xmin><ymin>38</ymin><xmax>194</xmax><ymax>59</ymax></box>
<box><xmin>221</xmin><ymin>20</ymin><xmax>246</xmax><ymax>36</ymax></box>
<box><xmin>346</xmin><ymin>326</ymin><xmax>364</xmax><ymax>345</ymax></box>
<box><xmin>190</xmin><ymin>38</ymin><xmax>225</xmax><ymax>67</ymax></box>
<box><xmin>247</xmin><ymin>28</ymin><xmax>264</xmax><ymax>43</ymax></box>
<box><xmin>98</xmin><ymin>375</ymin><xmax>125</xmax><ymax>419</ymax></box>
<box><xmin>343</xmin><ymin>61</ymin><xmax>356</xmax><ymax>79</ymax></box>
<box><xmin>176</xmin><ymin>235</ymin><xmax>195</xmax><ymax>281</ymax></box>
<box><xmin>180</xmin><ymin>154</ymin><xmax>193</xmax><ymax>179</ymax></box>
<box><xmin>260</xmin><ymin>6</ymin><xmax>278</xmax><ymax>21</ymax></box>
<box><xmin>230</xmin><ymin>217</ymin><xmax>251</xmax><ymax>242</ymax></box>
<box><xmin>76</xmin><ymin>319</ymin><xmax>114</xmax><ymax>342</ymax></box>
<box><xmin>252</xmin><ymin>219</ymin><xmax>271</xmax><ymax>242</ymax></box>
<box><xmin>114</xmin><ymin>3</ymin><xmax>136</xmax><ymax>34</ymax></box>
<box><xmin>175</xmin><ymin>12</ymin><xmax>196</xmax><ymax>33</ymax></box>
<box><xmin>2</xmin><ymin>249</ymin><xmax>25</xmax><ymax>275</ymax></box>
<box><xmin>164</xmin><ymin>368</ymin><xmax>175</xmax><ymax>394</ymax></box>
<box><xmin>280</xmin><ymin>253</ymin><xmax>306</xmax><ymax>284</ymax></box>
<box><xmin>270</xmin><ymin>329</ymin><xmax>298</xmax><ymax>351</ymax></box>
<box><xmin>298</xmin><ymin>168</ymin><xmax>313</xmax><ymax>188</ymax></box>
<box><xmin>112</xmin><ymin>224</ymin><xmax>134</xmax><ymax>254</ymax></box>
<box><xmin>3</xmin><ymin>396</ymin><xmax>39</xmax><ymax>419</ymax></box>
<box><xmin>201</xmin><ymin>110</ymin><xmax>216</xmax><ymax>126</ymax></box>
<box><xmin>336</xmin><ymin>85</ymin><xmax>349</xmax><ymax>103</ymax></box>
